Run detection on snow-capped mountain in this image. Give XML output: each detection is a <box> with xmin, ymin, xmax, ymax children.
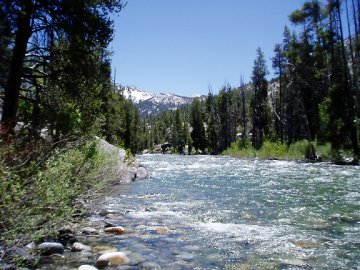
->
<box><xmin>119</xmin><ymin>85</ymin><xmax>197</xmax><ymax>116</ymax></box>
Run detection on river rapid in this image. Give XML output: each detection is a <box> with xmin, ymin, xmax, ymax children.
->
<box><xmin>90</xmin><ymin>154</ymin><xmax>359</xmax><ymax>269</ymax></box>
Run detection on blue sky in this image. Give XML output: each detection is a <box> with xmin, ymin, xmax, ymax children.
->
<box><xmin>110</xmin><ymin>0</ymin><xmax>305</xmax><ymax>96</ymax></box>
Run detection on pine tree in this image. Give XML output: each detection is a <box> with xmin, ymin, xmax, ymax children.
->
<box><xmin>251</xmin><ymin>47</ymin><xmax>270</xmax><ymax>149</ymax></box>
<box><xmin>190</xmin><ymin>98</ymin><xmax>206</xmax><ymax>153</ymax></box>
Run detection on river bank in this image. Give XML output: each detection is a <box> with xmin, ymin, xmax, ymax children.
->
<box><xmin>0</xmin><ymin>137</ymin><xmax>149</xmax><ymax>270</ymax></box>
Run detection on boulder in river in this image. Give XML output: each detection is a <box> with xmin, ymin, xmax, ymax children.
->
<box><xmin>37</xmin><ymin>242</ymin><xmax>64</xmax><ymax>256</ymax></box>
<box><xmin>96</xmin><ymin>252</ymin><xmax>130</xmax><ymax>267</ymax></box>
<box><xmin>135</xmin><ymin>166</ymin><xmax>149</xmax><ymax>180</ymax></box>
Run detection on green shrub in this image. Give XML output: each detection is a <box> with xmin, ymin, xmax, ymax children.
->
<box><xmin>0</xmin><ymin>137</ymin><xmax>115</xmax><ymax>247</ymax></box>
<box><xmin>223</xmin><ymin>139</ymin><xmax>332</xmax><ymax>161</ymax></box>
<box><xmin>258</xmin><ymin>140</ymin><xmax>288</xmax><ymax>159</ymax></box>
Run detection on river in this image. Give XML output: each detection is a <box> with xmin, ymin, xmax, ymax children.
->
<box><xmin>91</xmin><ymin>154</ymin><xmax>360</xmax><ymax>269</ymax></box>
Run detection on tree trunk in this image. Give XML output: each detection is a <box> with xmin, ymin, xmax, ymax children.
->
<box><xmin>1</xmin><ymin>0</ymin><xmax>33</xmax><ymax>139</ymax></box>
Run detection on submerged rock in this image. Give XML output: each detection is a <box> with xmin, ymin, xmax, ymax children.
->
<box><xmin>92</xmin><ymin>245</ymin><xmax>117</xmax><ymax>253</ymax></box>
<box><xmin>140</xmin><ymin>261</ymin><xmax>162</xmax><ymax>269</ymax></box>
<box><xmin>280</xmin><ymin>258</ymin><xmax>309</xmax><ymax>268</ymax></box>
<box><xmin>37</xmin><ymin>242</ymin><xmax>64</xmax><ymax>256</ymax></box>
<box><xmin>155</xmin><ymin>226</ymin><xmax>171</xmax><ymax>235</ymax></box>
<box><xmin>96</xmin><ymin>252</ymin><xmax>130</xmax><ymax>267</ymax></box>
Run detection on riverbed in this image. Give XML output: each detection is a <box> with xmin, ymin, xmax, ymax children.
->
<box><xmin>41</xmin><ymin>154</ymin><xmax>360</xmax><ymax>269</ymax></box>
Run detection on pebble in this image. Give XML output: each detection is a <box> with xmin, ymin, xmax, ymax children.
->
<box><xmin>96</xmin><ymin>251</ymin><xmax>130</xmax><ymax>267</ymax></box>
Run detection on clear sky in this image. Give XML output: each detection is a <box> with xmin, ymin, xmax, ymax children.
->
<box><xmin>110</xmin><ymin>0</ymin><xmax>305</xmax><ymax>96</ymax></box>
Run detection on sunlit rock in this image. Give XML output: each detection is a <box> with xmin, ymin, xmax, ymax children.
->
<box><xmin>136</xmin><ymin>166</ymin><xmax>149</xmax><ymax>180</ymax></box>
<box><xmin>104</xmin><ymin>226</ymin><xmax>127</xmax><ymax>235</ymax></box>
<box><xmin>72</xmin><ymin>242</ymin><xmax>92</xmax><ymax>252</ymax></box>
<box><xmin>96</xmin><ymin>252</ymin><xmax>130</xmax><ymax>267</ymax></box>
<box><xmin>25</xmin><ymin>242</ymin><xmax>36</xmax><ymax>250</ymax></box>
<box><xmin>156</xmin><ymin>226</ymin><xmax>171</xmax><ymax>235</ymax></box>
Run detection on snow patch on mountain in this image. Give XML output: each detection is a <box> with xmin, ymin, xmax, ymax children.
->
<box><xmin>122</xmin><ymin>86</ymin><xmax>155</xmax><ymax>103</ymax></box>
<box><xmin>119</xmin><ymin>85</ymin><xmax>198</xmax><ymax>116</ymax></box>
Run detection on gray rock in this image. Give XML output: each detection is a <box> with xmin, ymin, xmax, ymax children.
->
<box><xmin>122</xmin><ymin>168</ymin><xmax>137</xmax><ymax>182</ymax></box>
<box><xmin>72</xmin><ymin>242</ymin><xmax>92</xmax><ymax>252</ymax></box>
<box><xmin>25</xmin><ymin>242</ymin><xmax>36</xmax><ymax>250</ymax></box>
<box><xmin>80</xmin><ymin>227</ymin><xmax>99</xmax><ymax>235</ymax></box>
<box><xmin>136</xmin><ymin>167</ymin><xmax>149</xmax><ymax>180</ymax></box>
<box><xmin>37</xmin><ymin>242</ymin><xmax>64</xmax><ymax>256</ymax></box>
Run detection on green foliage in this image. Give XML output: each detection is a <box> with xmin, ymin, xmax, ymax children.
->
<box><xmin>0</xmin><ymin>138</ymin><xmax>115</xmax><ymax>246</ymax></box>
<box><xmin>224</xmin><ymin>139</ymin><xmax>332</xmax><ymax>161</ymax></box>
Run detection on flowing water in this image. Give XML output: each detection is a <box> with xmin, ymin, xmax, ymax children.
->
<box><xmin>93</xmin><ymin>154</ymin><xmax>360</xmax><ymax>269</ymax></box>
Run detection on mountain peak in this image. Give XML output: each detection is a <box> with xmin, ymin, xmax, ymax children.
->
<box><xmin>117</xmin><ymin>85</ymin><xmax>199</xmax><ymax>116</ymax></box>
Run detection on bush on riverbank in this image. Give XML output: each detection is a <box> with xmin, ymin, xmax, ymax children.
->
<box><xmin>223</xmin><ymin>139</ymin><xmax>332</xmax><ymax>161</ymax></box>
<box><xmin>0</xmin><ymin>137</ymin><xmax>118</xmax><ymax>255</ymax></box>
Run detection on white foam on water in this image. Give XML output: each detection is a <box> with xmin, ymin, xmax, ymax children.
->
<box><xmin>127</xmin><ymin>209</ymin><xmax>186</xmax><ymax>220</ymax></box>
<box><xmin>195</xmin><ymin>221</ymin><xmax>279</xmax><ymax>242</ymax></box>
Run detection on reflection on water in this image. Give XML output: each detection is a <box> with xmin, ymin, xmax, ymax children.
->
<box><xmin>97</xmin><ymin>154</ymin><xmax>359</xmax><ymax>269</ymax></box>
